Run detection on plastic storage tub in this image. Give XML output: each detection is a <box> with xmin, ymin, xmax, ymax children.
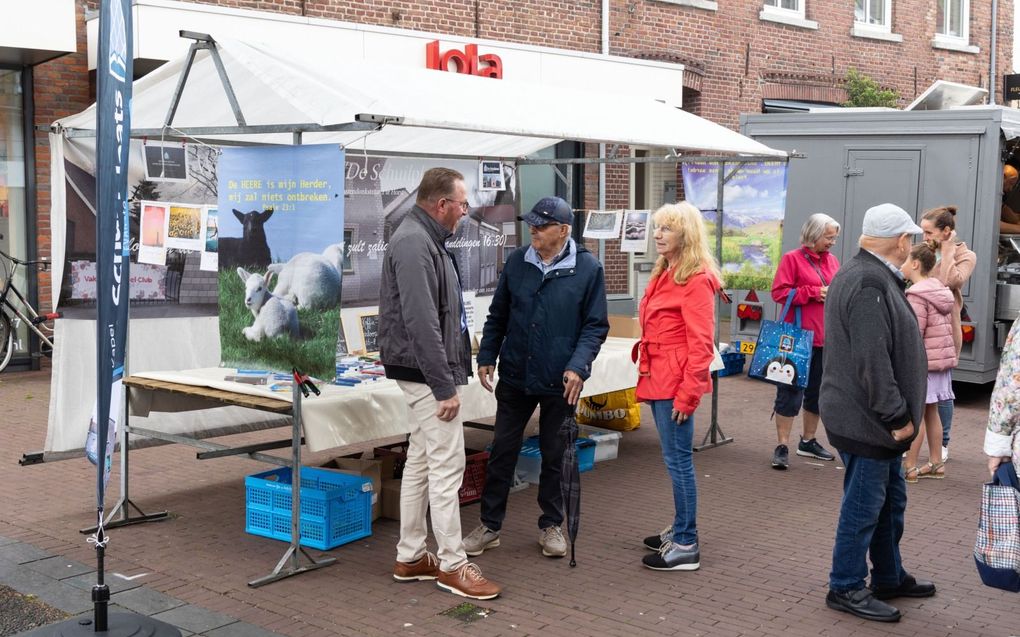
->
<box><xmin>577</xmin><ymin>423</ymin><xmax>623</xmax><ymax>462</ymax></box>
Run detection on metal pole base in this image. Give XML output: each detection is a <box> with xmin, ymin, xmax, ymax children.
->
<box><xmin>694</xmin><ymin>422</ymin><xmax>735</xmax><ymax>452</ymax></box>
<box><xmin>248</xmin><ymin>545</ymin><xmax>336</xmax><ymax>588</ymax></box>
<box><xmin>25</xmin><ymin>612</ymin><xmax>181</xmax><ymax>636</ymax></box>
<box><xmin>79</xmin><ymin>500</ymin><xmax>170</xmax><ymax>534</ymax></box>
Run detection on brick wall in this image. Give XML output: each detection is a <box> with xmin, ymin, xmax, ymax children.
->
<box><xmin>39</xmin><ymin>0</ymin><xmax>1016</xmax><ymax>305</ymax></box>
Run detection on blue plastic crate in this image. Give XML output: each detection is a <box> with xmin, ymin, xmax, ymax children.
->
<box><xmin>717</xmin><ymin>352</ymin><xmax>746</xmax><ymax>378</ymax></box>
<box><xmin>519</xmin><ymin>435</ymin><xmax>597</xmax><ymax>474</ymax></box>
<box><xmin>245</xmin><ymin>466</ymin><xmax>372</xmax><ymax>550</ymax></box>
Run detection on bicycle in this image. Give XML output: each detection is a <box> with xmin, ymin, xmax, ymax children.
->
<box><xmin>0</xmin><ymin>247</ymin><xmax>61</xmax><ymax>373</ymax></box>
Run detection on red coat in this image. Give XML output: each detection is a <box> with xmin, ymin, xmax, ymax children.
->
<box><xmin>770</xmin><ymin>247</ymin><xmax>840</xmax><ymax>347</ymax></box>
<box><xmin>634</xmin><ymin>269</ymin><xmax>720</xmax><ymax>415</ymax></box>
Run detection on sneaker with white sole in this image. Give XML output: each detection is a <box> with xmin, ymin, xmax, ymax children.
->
<box><xmin>463</xmin><ymin>525</ymin><xmax>500</xmax><ymax>557</ymax></box>
<box><xmin>642</xmin><ymin>541</ymin><xmax>700</xmax><ymax>571</ymax></box>
<box><xmin>643</xmin><ymin>526</ymin><xmax>673</xmax><ymax>551</ymax></box>
<box><xmin>538</xmin><ymin>526</ymin><xmax>567</xmax><ymax>558</ymax></box>
<box><xmin>942</xmin><ymin>446</ymin><xmax>950</xmax><ymax>462</ymax></box>
<box><xmin>436</xmin><ymin>562</ymin><xmax>501</xmax><ymax>600</ymax></box>
<box><xmin>797</xmin><ymin>437</ymin><xmax>835</xmax><ymax>461</ymax></box>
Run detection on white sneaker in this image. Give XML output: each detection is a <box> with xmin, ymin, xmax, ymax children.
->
<box><xmin>942</xmin><ymin>446</ymin><xmax>950</xmax><ymax>462</ymax></box>
<box><xmin>538</xmin><ymin>526</ymin><xmax>567</xmax><ymax>558</ymax></box>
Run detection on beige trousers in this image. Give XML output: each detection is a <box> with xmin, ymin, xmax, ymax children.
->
<box><xmin>394</xmin><ymin>381</ymin><xmax>467</xmax><ymax>572</ymax></box>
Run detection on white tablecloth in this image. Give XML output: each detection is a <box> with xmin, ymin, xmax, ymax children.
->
<box><xmin>130</xmin><ymin>337</ymin><xmax>639</xmax><ymax>452</ymax></box>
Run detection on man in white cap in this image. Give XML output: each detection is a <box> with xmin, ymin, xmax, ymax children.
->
<box><xmin>820</xmin><ymin>203</ymin><xmax>935</xmax><ymax>622</ymax></box>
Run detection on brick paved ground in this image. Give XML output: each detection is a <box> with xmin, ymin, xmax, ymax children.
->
<box><xmin>1</xmin><ymin>369</ymin><xmax>1015</xmax><ymax>636</ymax></box>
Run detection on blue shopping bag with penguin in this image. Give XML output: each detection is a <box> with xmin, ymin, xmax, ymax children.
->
<box><xmin>747</xmin><ymin>290</ymin><xmax>814</xmax><ymax>389</ymax></box>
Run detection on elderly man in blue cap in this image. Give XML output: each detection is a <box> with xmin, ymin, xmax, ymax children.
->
<box><xmin>821</xmin><ymin>203</ymin><xmax>935</xmax><ymax>623</ymax></box>
<box><xmin>464</xmin><ymin>196</ymin><xmax>609</xmax><ymax>559</ymax></box>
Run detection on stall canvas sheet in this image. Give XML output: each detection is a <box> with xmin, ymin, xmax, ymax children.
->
<box><xmin>217</xmin><ymin>144</ymin><xmax>345</xmax><ymax>379</ymax></box>
<box><xmin>681</xmin><ymin>161</ymin><xmax>788</xmax><ymax>290</ymax></box>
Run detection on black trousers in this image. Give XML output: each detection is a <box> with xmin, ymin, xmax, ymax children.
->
<box><xmin>480</xmin><ymin>381</ymin><xmax>571</xmax><ymax>532</ymax></box>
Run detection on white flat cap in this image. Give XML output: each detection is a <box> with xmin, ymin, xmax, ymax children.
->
<box><xmin>862</xmin><ymin>203</ymin><xmax>923</xmax><ymax>237</ymax></box>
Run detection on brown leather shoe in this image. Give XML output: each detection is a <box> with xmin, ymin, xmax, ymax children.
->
<box><xmin>392</xmin><ymin>551</ymin><xmax>439</xmax><ymax>582</ymax></box>
<box><xmin>436</xmin><ymin>562</ymin><xmax>501</xmax><ymax>600</ymax></box>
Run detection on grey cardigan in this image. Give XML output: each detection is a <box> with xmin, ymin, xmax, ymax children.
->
<box><xmin>819</xmin><ymin>250</ymin><xmax>927</xmax><ymax>459</ymax></box>
<box><xmin>378</xmin><ymin>205</ymin><xmax>470</xmax><ymax>401</ymax></box>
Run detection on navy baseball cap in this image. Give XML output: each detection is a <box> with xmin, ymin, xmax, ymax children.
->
<box><xmin>519</xmin><ymin>197</ymin><xmax>573</xmax><ymax>227</ymax></box>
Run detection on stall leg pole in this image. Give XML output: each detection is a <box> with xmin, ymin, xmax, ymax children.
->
<box><xmin>248</xmin><ymin>380</ymin><xmax>335</xmax><ymax>587</ymax></box>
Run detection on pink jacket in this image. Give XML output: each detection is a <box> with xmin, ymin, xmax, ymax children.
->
<box><xmin>929</xmin><ymin>241</ymin><xmax>976</xmax><ymax>355</ymax></box>
<box><xmin>906</xmin><ymin>278</ymin><xmax>958</xmax><ymax>372</ymax></box>
<box><xmin>771</xmin><ymin>247</ymin><xmax>840</xmax><ymax>347</ymax></box>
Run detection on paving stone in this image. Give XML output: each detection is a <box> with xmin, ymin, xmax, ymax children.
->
<box><xmin>25</xmin><ymin>556</ymin><xmax>94</xmax><ymax>581</ymax></box>
<box><xmin>63</xmin><ymin>572</ymin><xmax>143</xmax><ymax>595</ymax></box>
<box><xmin>0</xmin><ymin>535</ymin><xmax>17</xmax><ymax>548</ymax></box>
<box><xmin>112</xmin><ymin>586</ymin><xmax>186</xmax><ymax>615</ymax></box>
<box><xmin>0</xmin><ymin>543</ymin><xmax>50</xmax><ymax>565</ymax></box>
<box><xmin>201</xmin><ymin>620</ymin><xmax>285</xmax><ymax>637</ymax></box>
<box><xmin>150</xmin><ymin>605</ymin><xmax>235</xmax><ymax>634</ymax></box>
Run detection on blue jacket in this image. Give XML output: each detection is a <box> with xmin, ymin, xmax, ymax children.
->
<box><xmin>478</xmin><ymin>240</ymin><xmax>609</xmax><ymax>395</ymax></box>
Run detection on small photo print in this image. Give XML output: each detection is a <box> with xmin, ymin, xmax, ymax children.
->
<box><xmin>582</xmin><ymin>210</ymin><xmax>623</xmax><ymax>239</ymax></box>
<box><xmin>200</xmin><ymin>207</ymin><xmax>219</xmax><ymax>271</ymax></box>
<box><xmin>143</xmin><ymin>142</ymin><xmax>188</xmax><ymax>182</ymax></box>
<box><xmin>620</xmin><ymin>209</ymin><xmax>650</xmax><ymax>253</ymax></box>
<box><xmin>166</xmin><ymin>204</ymin><xmax>205</xmax><ymax>251</ymax></box>
<box><xmin>478</xmin><ymin>160</ymin><xmax>506</xmax><ymax>191</ymax></box>
<box><xmin>138</xmin><ymin>202</ymin><xmax>168</xmax><ymax>266</ymax></box>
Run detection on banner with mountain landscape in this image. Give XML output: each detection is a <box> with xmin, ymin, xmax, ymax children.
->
<box><xmin>681</xmin><ymin>161</ymin><xmax>787</xmax><ymax>290</ymax></box>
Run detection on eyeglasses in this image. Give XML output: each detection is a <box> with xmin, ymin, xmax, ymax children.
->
<box><xmin>443</xmin><ymin>198</ymin><xmax>470</xmax><ymax>212</ymax></box>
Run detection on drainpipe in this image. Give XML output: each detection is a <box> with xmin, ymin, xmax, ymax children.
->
<box><xmin>599</xmin><ymin>0</ymin><xmax>609</xmax><ymax>267</ymax></box>
<box><xmin>990</xmin><ymin>0</ymin><xmax>998</xmax><ymax>104</ymax></box>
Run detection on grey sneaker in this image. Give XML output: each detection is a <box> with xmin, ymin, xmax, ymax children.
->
<box><xmin>642</xmin><ymin>541</ymin><xmax>700</xmax><ymax>571</ymax></box>
<box><xmin>771</xmin><ymin>444</ymin><xmax>789</xmax><ymax>470</ymax></box>
<box><xmin>643</xmin><ymin>525</ymin><xmax>673</xmax><ymax>551</ymax></box>
<box><xmin>538</xmin><ymin>526</ymin><xmax>567</xmax><ymax>558</ymax></box>
<box><xmin>797</xmin><ymin>437</ymin><xmax>835</xmax><ymax>461</ymax></box>
<box><xmin>463</xmin><ymin>525</ymin><xmax>500</xmax><ymax>557</ymax></box>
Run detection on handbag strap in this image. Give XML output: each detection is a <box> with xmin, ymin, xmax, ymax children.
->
<box><xmin>802</xmin><ymin>247</ymin><xmax>828</xmax><ymax>286</ymax></box>
<box><xmin>778</xmin><ymin>289</ymin><xmax>802</xmax><ymax>328</ymax></box>
<box><xmin>992</xmin><ymin>462</ymin><xmax>1020</xmax><ymax>490</ymax></box>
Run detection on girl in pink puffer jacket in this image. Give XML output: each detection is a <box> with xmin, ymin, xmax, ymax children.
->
<box><xmin>901</xmin><ymin>243</ymin><xmax>957</xmax><ymax>481</ymax></box>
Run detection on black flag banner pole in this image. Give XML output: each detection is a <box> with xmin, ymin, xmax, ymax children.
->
<box><xmin>41</xmin><ymin>1</ymin><xmax>178</xmax><ymax>634</ymax></box>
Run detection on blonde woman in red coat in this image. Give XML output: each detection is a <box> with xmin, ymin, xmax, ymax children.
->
<box><xmin>634</xmin><ymin>201</ymin><xmax>722</xmax><ymax>571</ymax></box>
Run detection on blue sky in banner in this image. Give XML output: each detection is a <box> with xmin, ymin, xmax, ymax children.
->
<box><xmin>681</xmin><ymin>162</ymin><xmax>788</xmax><ymax>228</ymax></box>
<box><xmin>218</xmin><ymin>145</ymin><xmax>345</xmax><ymax>262</ymax></box>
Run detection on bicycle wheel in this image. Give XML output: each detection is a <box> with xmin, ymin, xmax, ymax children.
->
<box><xmin>0</xmin><ymin>312</ymin><xmax>13</xmax><ymax>373</ymax></box>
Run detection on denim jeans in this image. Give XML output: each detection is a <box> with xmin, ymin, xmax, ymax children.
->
<box><xmin>829</xmin><ymin>451</ymin><xmax>908</xmax><ymax>592</ymax></box>
<box><xmin>479</xmin><ymin>381</ymin><xmax>570</xmax><ymax>532</ymax></box>
<box><xmin>938</xmin><ymin>399</ymin><xmax>953</xmax><ymax>447</ymax></box>
<box><xmin>649</xmin><ymin>400</ymin><xmax>698</xmax><ymax>545</ymax></box>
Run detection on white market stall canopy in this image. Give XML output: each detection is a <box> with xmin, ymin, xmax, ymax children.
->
<box><xmin>54</xmin><ymin>33</ymin><xmax>785</xmax><ymax>161</ymax></box>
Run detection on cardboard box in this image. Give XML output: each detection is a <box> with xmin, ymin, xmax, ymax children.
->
<box><xmin>322</xmin><ymin>457</ymin><xmax>383</xmax><ymax>521</ymax></box>
<box><xmin>381</xmin><ymin>479</ymin><xmax>402</xmax><ymax>521</ymax></box>
<box><xmin>608</xmin><ymin>314</ymin><xmax>641</xmax><ymax>339</ymax></box>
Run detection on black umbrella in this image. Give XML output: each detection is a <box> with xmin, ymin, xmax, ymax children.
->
<box><xmin>558</xmin><ymin>412</ymin><xmax>581</xmax><ymax>567</ymax></box>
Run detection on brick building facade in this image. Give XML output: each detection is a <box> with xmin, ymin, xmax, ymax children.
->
<box><xmin>4</xmin><ymin>0</ymin><xmax>1015</xmax><ymax>361</ymax></box>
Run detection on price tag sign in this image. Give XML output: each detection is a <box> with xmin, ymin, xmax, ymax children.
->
<box><xmin>739</xmin><ymin>341</ymin><xmax>756</xmax><ymax>355</ymax></box>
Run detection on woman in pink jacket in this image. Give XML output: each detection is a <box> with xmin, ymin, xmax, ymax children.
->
<box><xmin>901</xmin><ymin>243</ymin><xmax>958</xmax><ymax>481</ymax></box>
<box><xmin>767</xmin><ymin>214</ymin><xmax>841</xmax><ymax>470</ymax></box>
<box><xmin>634</xmin><ymin>201</ymin><xmax>721</xmax><ymax>572</ymax></box>
<box><xmin>920</xmin><ymin>205</ymin><xmax>976</xmax><ymax>463</ymax></box>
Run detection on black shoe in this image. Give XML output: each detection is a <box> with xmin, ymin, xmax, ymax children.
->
<box><xmin>797</xmin><ymin>437</ymin><xmax>835</xmax><ymax>461</ymax></box>
<box><xmin>825</xmin><ymin>589</ymin><xmax>901</xmax><ymax>622</ymax></box>
<box><xmin>771</xmin><ymin>444</ymin><xmax>789</xmax><ymax>470</ymax></box>
<box><xmin>642</xmin><ymin>541</ymin><xmax>700</xmax><ymax>571</ymax></box>
<box><xmin>870</xmin><ymin>575</ymin><xmax>936</xmax><ymax>600</ymax></box>
<box><xmin>643</xmin><ymin>526</ymin><xmax>672</xmax><ymax>551</ymax></box>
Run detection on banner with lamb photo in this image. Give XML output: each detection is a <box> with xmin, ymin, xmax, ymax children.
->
<box><xmin>217</xmin><ymin>144</ymin><xmax>345</xmax><ymax>379</ymax></box>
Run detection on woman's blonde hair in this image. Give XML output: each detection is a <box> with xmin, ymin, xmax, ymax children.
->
<box><xmin>650</xmin><ymin>201</ymin><xmax>722</xmax><ymax>286</ymax></box>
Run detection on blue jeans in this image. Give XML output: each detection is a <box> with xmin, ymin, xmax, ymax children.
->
<box><xmin>829</xmin><ymin>452</ymin><xmax>908</xmax><ymax>592</ymax></box>
<box><xmin>649</xmin><ymin>400</ymin><xmax>697</xmax><ymax>545</ymax></box>
<box><xmin>938</xmin><ymin>400</ymin><xmax>953</xmax><ymax>447</ymax></box>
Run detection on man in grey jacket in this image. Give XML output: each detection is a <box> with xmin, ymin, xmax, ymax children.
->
<box><xmin>821</xmin><ymin>203</ymin><xmax>935</xmax><ymax>623</ymax></box>
<box><xmin>379</xmin><ymin>167</ymin><xmax>500</xmax><ymax>600</ymax></box>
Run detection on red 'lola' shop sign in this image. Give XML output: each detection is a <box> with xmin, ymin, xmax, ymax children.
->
<box><xmin>425</xmin><ymin>40</ymin><xmax>503</xmax><ymax>78</ymax></box>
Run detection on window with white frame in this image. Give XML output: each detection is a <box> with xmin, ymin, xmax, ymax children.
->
<box><xmin>764</xmin><ymin>0</ymin><xmax>804</xmax><ymax>18</ymax></box>
<box><xmin>855</xmin><ymin>0</ymin><xmax>891</xmax><ymax>29</ymax></box>
<box><xmin>936</xmin><ymin>0</ymin><xmax>968</xmax><ymax>40</ymax></box>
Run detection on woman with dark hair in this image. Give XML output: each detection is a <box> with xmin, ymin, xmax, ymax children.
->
<box><xmin>767</xmin><ymin>213</ymin><xmax>841</xmax><ymax>470</ymax></box>
<box><xmin>919</xmin><ymin>205</ymin><xmax>976</xmax><ymax>462</ymax></box>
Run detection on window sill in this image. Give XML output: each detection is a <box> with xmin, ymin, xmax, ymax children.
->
<box><xmin>652</xmin><ymin>0</ymin><xmax>718</xmax><ymax>9</ymax></box>
<box><xmin>932</xmin><ymin>36</ymin><xmax>979</xmax><ymax>54</ymax></box>
<box><xmin>852</xmin><ymin>25</ymin><xmax>903</xmax><ymax>42</ymax></box>
<box><xmin>759</xmin><ymin>9</ymin><xmax>818</xmax><ymax>30</ymax></box>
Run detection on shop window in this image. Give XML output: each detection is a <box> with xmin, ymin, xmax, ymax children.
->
<box><xmin>0</xmin><ymin>68</ymin><xmax>29</xmax><ymax>361</ymax></box>
<box><xmin>760</xmin><ymin>0</ymin><xmax>818</xmax><ymax>29</ymax></box>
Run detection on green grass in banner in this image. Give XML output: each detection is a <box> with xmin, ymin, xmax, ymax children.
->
<box><xmin>218</xmin><ymin>268</ymin><xmax>340</xmax><ymax>379</ymax></box>
<box><xmin>706</xmin><ymin>220</ymin><xmax>782</xmax><ymax>290</ymax></box>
